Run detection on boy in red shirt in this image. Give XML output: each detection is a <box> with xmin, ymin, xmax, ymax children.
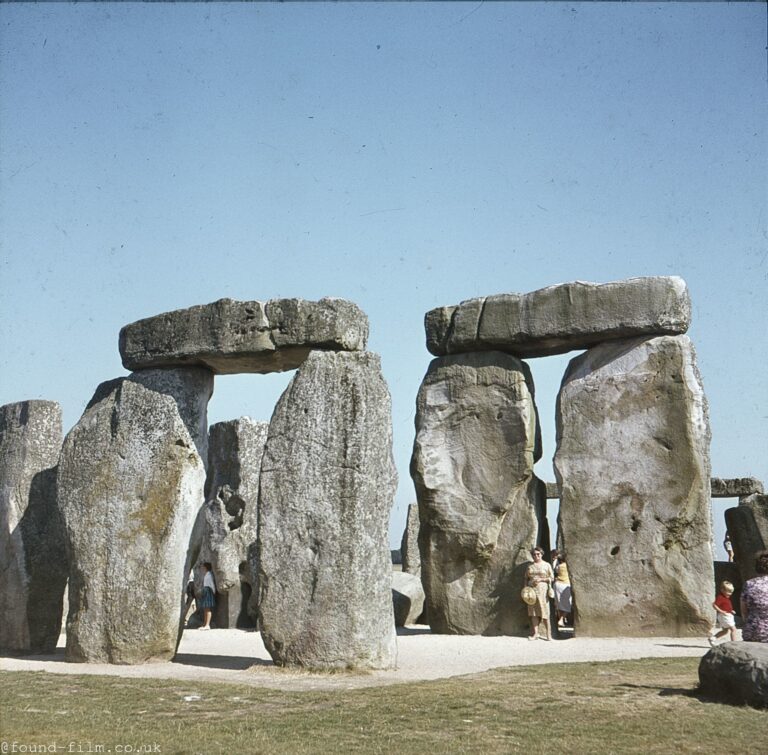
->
<box><xmin>708</xmin><ymin>580</ymin><xmax>737</xmax><ymax>646</ymax></box>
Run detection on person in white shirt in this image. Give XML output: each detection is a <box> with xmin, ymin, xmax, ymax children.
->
<box><xmin>199</xmin><ymin>562</ymin><xmax>217</xmax><ymax>630</ymax></box>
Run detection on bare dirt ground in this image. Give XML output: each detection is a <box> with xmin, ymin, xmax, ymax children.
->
<box><xmin>0</xmin><ymin>626</ymin><xmax>721</xmax><ymax>692</ymax></box>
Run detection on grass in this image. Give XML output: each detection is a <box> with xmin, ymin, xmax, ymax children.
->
<box><xmin>1</xmin><ymin>658</ymin><xmax>765</xmax><ymax>754</ymax></box>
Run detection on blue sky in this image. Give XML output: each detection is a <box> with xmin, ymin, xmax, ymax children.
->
<box><xmin>1</xmin><ymin>2</ymin><xmax>765</xmax><ymax>556</ymax></box>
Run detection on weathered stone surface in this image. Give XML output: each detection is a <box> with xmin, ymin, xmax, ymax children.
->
<box><xmin>699</xmin><ymin>643</ymin><xmax>768</xmax><ymax>708</ymax></box>
<box><xmin>554</xmin><ymin>335</ymin><xmax>713</xmax><ymax>637</ymax></box>
<box><xmin>58</xmin><ymin>368</ymin><xmax>212</xmax><ymax>663</ymax></box>
<box><xmin>400</xmin><ymin>503</ymin><xmax>421</xmax><ymax>576</ymax></box>
<box><xmin>726</xmin><ymin>493</ymin><xmax>768</xmax><ymax>584</ymax></box>
<box><xmin>184</xmin><ymin>417</ymin><xmax>268</xmax><ymax>629</ymax></box>
<box><xmin>425</xmin><ymin>276</ymin><xmax>691</xmax><ymax>359</ymax></box>
<box><xmin>411</xmin><ymin>351</ymin><xmax>546</xmax><ymax>636</ymax></box>
<box><xmin>392</xmin><ymin>570</ymin><xmax>425</xmax><ymax>627</ymax></box>
<box><xmin>257</xmin><ymin>350</ymin><xmax>397</xmax><ymax>669</ymax></box>
<box><xmin>119</xmin><ymin>298</ymin><xmax>368</xmax><ymax>374</ymax></box>
<box><xmin>0</xmin><ymin>401</ymin><xmax>67</xmax><ymax>654</ymax></box>
<box><xmin>711</xmin><ymin>477</ymin><xmax>764</xmax><ymax>498</ymax></box>
<box><xmin>545</xmin><ymin>482</ymin><xmax>560</xmax><ymax>499</ymax></box>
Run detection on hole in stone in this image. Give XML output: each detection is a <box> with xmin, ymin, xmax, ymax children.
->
<box><xmin>610</xmin><ymin>546</ymin><xmax>620</xmax><ymax>556</ymax></box>
<box><xmin>630</xmin><ymin>519</ymin><xmax>640</xmax><ymax>532</ymax></box>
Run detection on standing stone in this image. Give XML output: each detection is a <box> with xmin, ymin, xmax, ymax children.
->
<box><xmin>726</xmin><ymin>493</ymin><xmax>768</xmax><ymax>584</ymax></box>
<box><xmin>400</xmin><ymin>503</ymin><xmax>421</xmax><ymax>576</ymax></box>
<box><xmin>555</xmin><ymin>335</ymin><xmax>713</xmax><ymax>636</ymax></box>
<box><xmin>257</xmin><ymin>350</ymin><xmax>397</xmax><ymax>669</ymax></box>
<box><xmin>57</xmin><ymin>368</ymin><xmax>213</xmax><ymax>663</ymax></box>
<box><xmin>0</xmin><ymin>401</ymin><xmax>67</xmax><ymax>653</ymax></box>
<box><xmin>185</xmin><ymin>418</ymin><xmax>268</xmax><ymax>629</ymax></box>
<box><xmin>411</xmin><ymin>351</ymin><xmax>546</xmax><ymax>636</ymax></box>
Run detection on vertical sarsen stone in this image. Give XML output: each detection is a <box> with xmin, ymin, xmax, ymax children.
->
<box><xmin>410</xmin><ymin>351</ymin><xmax>545</xmax><ymax>636</ymax></box>
<box><xmin>555</xmin><ymin>335</ymin><xmax>713</xmax><ymax>636</ymax></box>
<box><xmin>0</xmin><ymin>400</ymin><xmax>66</xmax><ymax>653</ymax></box>
<box><xmin>257</xmin><ymin>350</ymin><xmax>397</xmax><ymax>670</ymax></box>
<box><xmin>57</xmin><ymin>368</ymin><xmax>212</xmax><ymax>663</ymax></box>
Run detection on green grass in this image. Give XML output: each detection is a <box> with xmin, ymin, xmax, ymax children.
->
<box><xmin>1</xmin><ymin>658</ymin><xmax>765</xmax><ymax>754</ymax></box>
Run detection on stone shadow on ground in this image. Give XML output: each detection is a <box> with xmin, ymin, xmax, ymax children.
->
<box><xmin>396</xmin><ymin>626</ymin><xmax>432</xmax><ymax>636</ymax></box>
<box><xmin>172</xmin><ymin>653</ymin><xmax>269</xmax><ymax>670</ymax></box>
<box><xmin>0</xmin><ymin>648</ymin><xmax>67</xmax><ymax>662</ymax></box>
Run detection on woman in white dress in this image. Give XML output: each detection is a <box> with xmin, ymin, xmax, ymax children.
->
<box><xmin>525</xmin><ymin>547</ymin><xmax>554</xmax><ymax>641</ymax></box>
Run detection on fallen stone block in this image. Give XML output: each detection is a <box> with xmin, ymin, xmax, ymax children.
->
<box><xmin>392</xmin><ymin>570</ymin><xmax>425</xmax><ymax>627</ymax></box>
<box><xmin>699</xmin><ymin>642</ymin><xmax>768</xmax><ymax>708</ymax></box>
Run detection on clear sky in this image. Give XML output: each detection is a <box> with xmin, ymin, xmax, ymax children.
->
<box><xmin>1</xmin><ymin>2</ymin><xmax>765</xmax><ymax>558</ymax></box>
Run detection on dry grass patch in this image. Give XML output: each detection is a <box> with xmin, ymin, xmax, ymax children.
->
<box><xmin>1</xmin><ymin>658</ymin><xmax>765</xmax><ymax>754</ymax></box>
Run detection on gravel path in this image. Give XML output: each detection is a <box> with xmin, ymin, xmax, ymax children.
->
<box><xmin>0</xmin><ymin>627</ymin><xmax>719</xmax><ymax>692</ymax></box>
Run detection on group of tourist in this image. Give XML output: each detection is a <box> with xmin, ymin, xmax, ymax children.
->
<box><xmin>523</xmin><ymin>546</ymin><xmax>768</xmax><ymax>645</ymax></box>
<box><xmin>188</xmin><ymin>545</ymin><xmax>768</xmax><ymax>645</ymax></box>
<box><xmin>707</xmin><ymin>550</ymin><xmax>768</xmax><ymax>646</ymax></box>
<box><xmin>523</xmin><ymin>547</ymin><xmax>572</xmax><ymax>641</ymax></box>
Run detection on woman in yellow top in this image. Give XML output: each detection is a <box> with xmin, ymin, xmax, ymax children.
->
<box><xmin>525</xmin><ymin>547</ymin><xmax>554</xmax><ymax>641</ymax></box>
<box><xmin>553</xmin><ymin>552</ymin><xmax>572</xmax><ymax>628</ymax></box>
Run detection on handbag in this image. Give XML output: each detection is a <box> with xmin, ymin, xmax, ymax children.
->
<box><xmin>547</xmin><ymin>584</ymin><xmax>555</xmax><ymax>600</ymax></box>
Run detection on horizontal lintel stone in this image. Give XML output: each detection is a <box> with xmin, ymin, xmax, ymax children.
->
<box><xmin>710</xmin><ymin>477</ymin><xmax>764</xmax><ymax>498</ymax></box>
<box><xmin>425</xmin><ymin>276</ymin><xmax>691</xmax><ymax>359</ymax></box>
<box><xmin>119</xmin><ymin>297</ymin><xmax>368</xmax><ymax>374</ymax></box>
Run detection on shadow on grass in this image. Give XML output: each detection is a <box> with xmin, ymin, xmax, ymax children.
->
<box><xmin>172</xmin><ymin>653</ymin><xmax>270</xmax><ymax>670</ymax></box>
<box><xmin>614</xmin><ymin>682</ymin><xmax>749</xmax><ymax>708</ymax></box>
<box><xmin>617</xmin><ymin>682</ymin><xmax>697</xmax><ymax>698</ymax></box>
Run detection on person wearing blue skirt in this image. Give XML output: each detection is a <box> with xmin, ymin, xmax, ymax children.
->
<box><xmin>199</xmin><ymin>562</ymin><xmax>216</xmax><ymax>630</ymax></box>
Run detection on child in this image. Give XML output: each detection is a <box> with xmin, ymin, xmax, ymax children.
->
<box><xmin>708</xmin><ymin>580</ymin><xmax>737</xmax><ymax>646</ymax></box>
